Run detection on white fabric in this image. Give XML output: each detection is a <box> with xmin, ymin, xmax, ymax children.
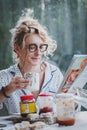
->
<box><xmin>0</xmin><ymin>62</ymin><xmax>63</xmax><ymax>114</ymax></box>
<box><xmin>0</xmin><ymin>112</ymin><xmax>87</xmax><ymax>130</ymax></box>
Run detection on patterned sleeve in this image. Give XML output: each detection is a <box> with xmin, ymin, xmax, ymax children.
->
<box><xmin>0</xmin><ymin>69</ymin><xmax>9</xmax><ymax>89</ymax></box>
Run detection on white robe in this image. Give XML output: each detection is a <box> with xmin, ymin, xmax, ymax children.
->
<box><xmin>0</xmin><ymin>62</ymin><xmax>63</xmax><ymax>114</ymax></box>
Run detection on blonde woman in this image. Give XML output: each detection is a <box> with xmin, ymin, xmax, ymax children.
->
<box><xmin>0</xmin><ymin>16</ymin><xmax>63</xmax><ymax>114</ymax></box>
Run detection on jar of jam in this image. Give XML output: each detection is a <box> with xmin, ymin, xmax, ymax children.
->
<box><xmin>56</xmin><ymin>93</ymin><xmax>75</xmax><ymax>126</ymax></box>
<box><xmin>20</xmin><ymin>95</ymin><xmax>37</xmax><ymax>117</ymax></box>
<box><xmin>38</xmin><ymin>94</ymin><xmax>53</xmax><ymax>114</ymax></box>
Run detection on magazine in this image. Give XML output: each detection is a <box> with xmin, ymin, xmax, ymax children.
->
<box><xmin>58</xmin><ymin>54</ymin><xmax>87</xmax><ymax>94</ymax></box>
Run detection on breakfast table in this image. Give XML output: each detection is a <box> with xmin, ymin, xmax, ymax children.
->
<box><xmin>0</xmin><ymin>111</ymin><xmax>87</xmax><ymax>130</ymax></box>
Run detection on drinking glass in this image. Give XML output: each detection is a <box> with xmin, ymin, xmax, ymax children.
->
<box><xmin>24</xmin><ymin>72</ymin><xmax>39</xmax><ymax>91</ymax></box>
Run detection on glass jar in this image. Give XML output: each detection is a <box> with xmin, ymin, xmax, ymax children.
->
<box><xmin>20</xmin><ymin>95</ymin><xmax>37</xmax><ymax>117</ymax></box>
<box><xmin>24</xmin><ymin>72</ymin><xmax>39</xmax><ymax>91</ymax></box>
<box><xmin>56</xmin><ymin>93</ymin><xmax>75</xmax><ymax>126</ymax></box>
<box><xmin>38</xmin><ymin>94</ymin><xmax>53</xmax><ymax>114</ymax></box>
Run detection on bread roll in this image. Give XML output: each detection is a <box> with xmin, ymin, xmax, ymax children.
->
<box><xmin>15</xmin><ymin>121</ymin><xmax>30</xmax><ymax>130</ymax></box>
<box><xmin>30</xmin><ymin>121</ymin><xmax>46</xmax><ymax>130</ymax></box>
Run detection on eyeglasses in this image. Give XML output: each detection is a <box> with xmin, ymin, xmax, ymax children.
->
<box><xmin>27</xmin><ymin>44</ymin><xmax>48</xmax><ymax>52</ymax></box>
<box><xmin>23</xmin><ymin>23</ymin><xmax>39</xmax><ymax>33</ymax></box>
<box><xmin>28</xmin><ymin>27</ymin><xmax>38</xmax><ymax>33</ymax></box>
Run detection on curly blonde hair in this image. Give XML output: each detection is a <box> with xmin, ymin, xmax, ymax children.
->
<box><xmin>10</xmin><ymin>17</ymin><xmax>57</xmax><ymax>60</ymax></box>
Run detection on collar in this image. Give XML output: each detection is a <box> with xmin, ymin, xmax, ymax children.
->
<box><xmin>42</xmin><ymin>62</ymin><xmax>57</xmax><ymax>88</ymax></box>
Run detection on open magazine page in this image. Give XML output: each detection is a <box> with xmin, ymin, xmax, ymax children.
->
<box><xmin>58</xmin><ymin>55</ymin><xmax>87</xmax><ymax>94</ymax></box>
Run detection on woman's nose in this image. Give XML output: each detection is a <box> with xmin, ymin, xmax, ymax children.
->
<box><xmin>35</xmin><ymin>47</ymin><xmax>41</xmax><ymax>55</ymax></box>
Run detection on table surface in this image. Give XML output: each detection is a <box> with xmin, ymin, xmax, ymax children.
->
<box><xmin>0</xmin><ymin>111</ymin><xmax>87</xmax><ymax>130</ymax></box>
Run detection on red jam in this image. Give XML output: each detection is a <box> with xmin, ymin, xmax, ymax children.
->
<box><xmin>39</xmin><ymin>106</ymin><xmax>53</xmax><ymax>114</ymax></box>
<box><xmin>57</xmin><ymin>118</ymin><xmax>75</xmax><ymax>126</ymax></box>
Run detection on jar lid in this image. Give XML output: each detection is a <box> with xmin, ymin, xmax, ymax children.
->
<box><xmin>39</xmin><ymin>93</ymin><xmax>52</xmax><ymax>96</ymax></box>
<box><xmin>20</xmin><ymin>95</ymin><xmax>34</xmax><ymax>101</ymax></box>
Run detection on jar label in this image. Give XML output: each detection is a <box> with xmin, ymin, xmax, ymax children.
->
<box><xmin>20</xmin><ymin>102</ymin><xmax>36</xmax><ymax>114</ymax></box>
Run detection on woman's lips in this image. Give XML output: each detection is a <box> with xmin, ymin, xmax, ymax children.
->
<box><xmin>31</xmin><ymin>57</ymin><xmax>40</xmax><ymax>61</ymax></box>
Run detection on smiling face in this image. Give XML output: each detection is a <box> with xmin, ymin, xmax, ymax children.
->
<box><xmin>25</xmin><ymin>34</ymin><xmax>44</xmax><ymax>65</ymax></box>
<box><xmin>14</xmin><ymin>34</ymin><xmax>46</xmax><ymax>69</ymax></box>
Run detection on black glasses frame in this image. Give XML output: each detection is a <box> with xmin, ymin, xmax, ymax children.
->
<box><xmin>28</xmin><ymin>27</ymin><xmax>38</xmax><ymax>33</ymax></box>
<box><xmin>23</xmin><ymin>23</ymin><xmax>39</xmax><ymax>33</ymax></box>
<box><xmin>27</xmin><ymin>44</ymin><xmax>48</xmax><ymax>52</ymax></box>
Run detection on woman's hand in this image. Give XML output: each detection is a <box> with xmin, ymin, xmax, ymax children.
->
<box><xmin>6</xmin><ymin>76</ymin><xmax>29</xmax><ymax>94</ymax></box>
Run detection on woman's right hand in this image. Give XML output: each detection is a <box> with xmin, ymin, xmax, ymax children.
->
<box><xmin>6</xmin><ymin>76</ymin><xmax>29</xmax><ymax>95</ymax></box>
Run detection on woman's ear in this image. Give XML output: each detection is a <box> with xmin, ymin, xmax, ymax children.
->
<box><xmin>14</xmin><ymin>43</ymin><xmax>20</xmax><ymax>54</ymax></box>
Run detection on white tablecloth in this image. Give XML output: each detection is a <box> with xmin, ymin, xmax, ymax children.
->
<box><xmin>0</xmin><ymin>111</ymin><xmax>87</xmax><ymax>130</ymax></box>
